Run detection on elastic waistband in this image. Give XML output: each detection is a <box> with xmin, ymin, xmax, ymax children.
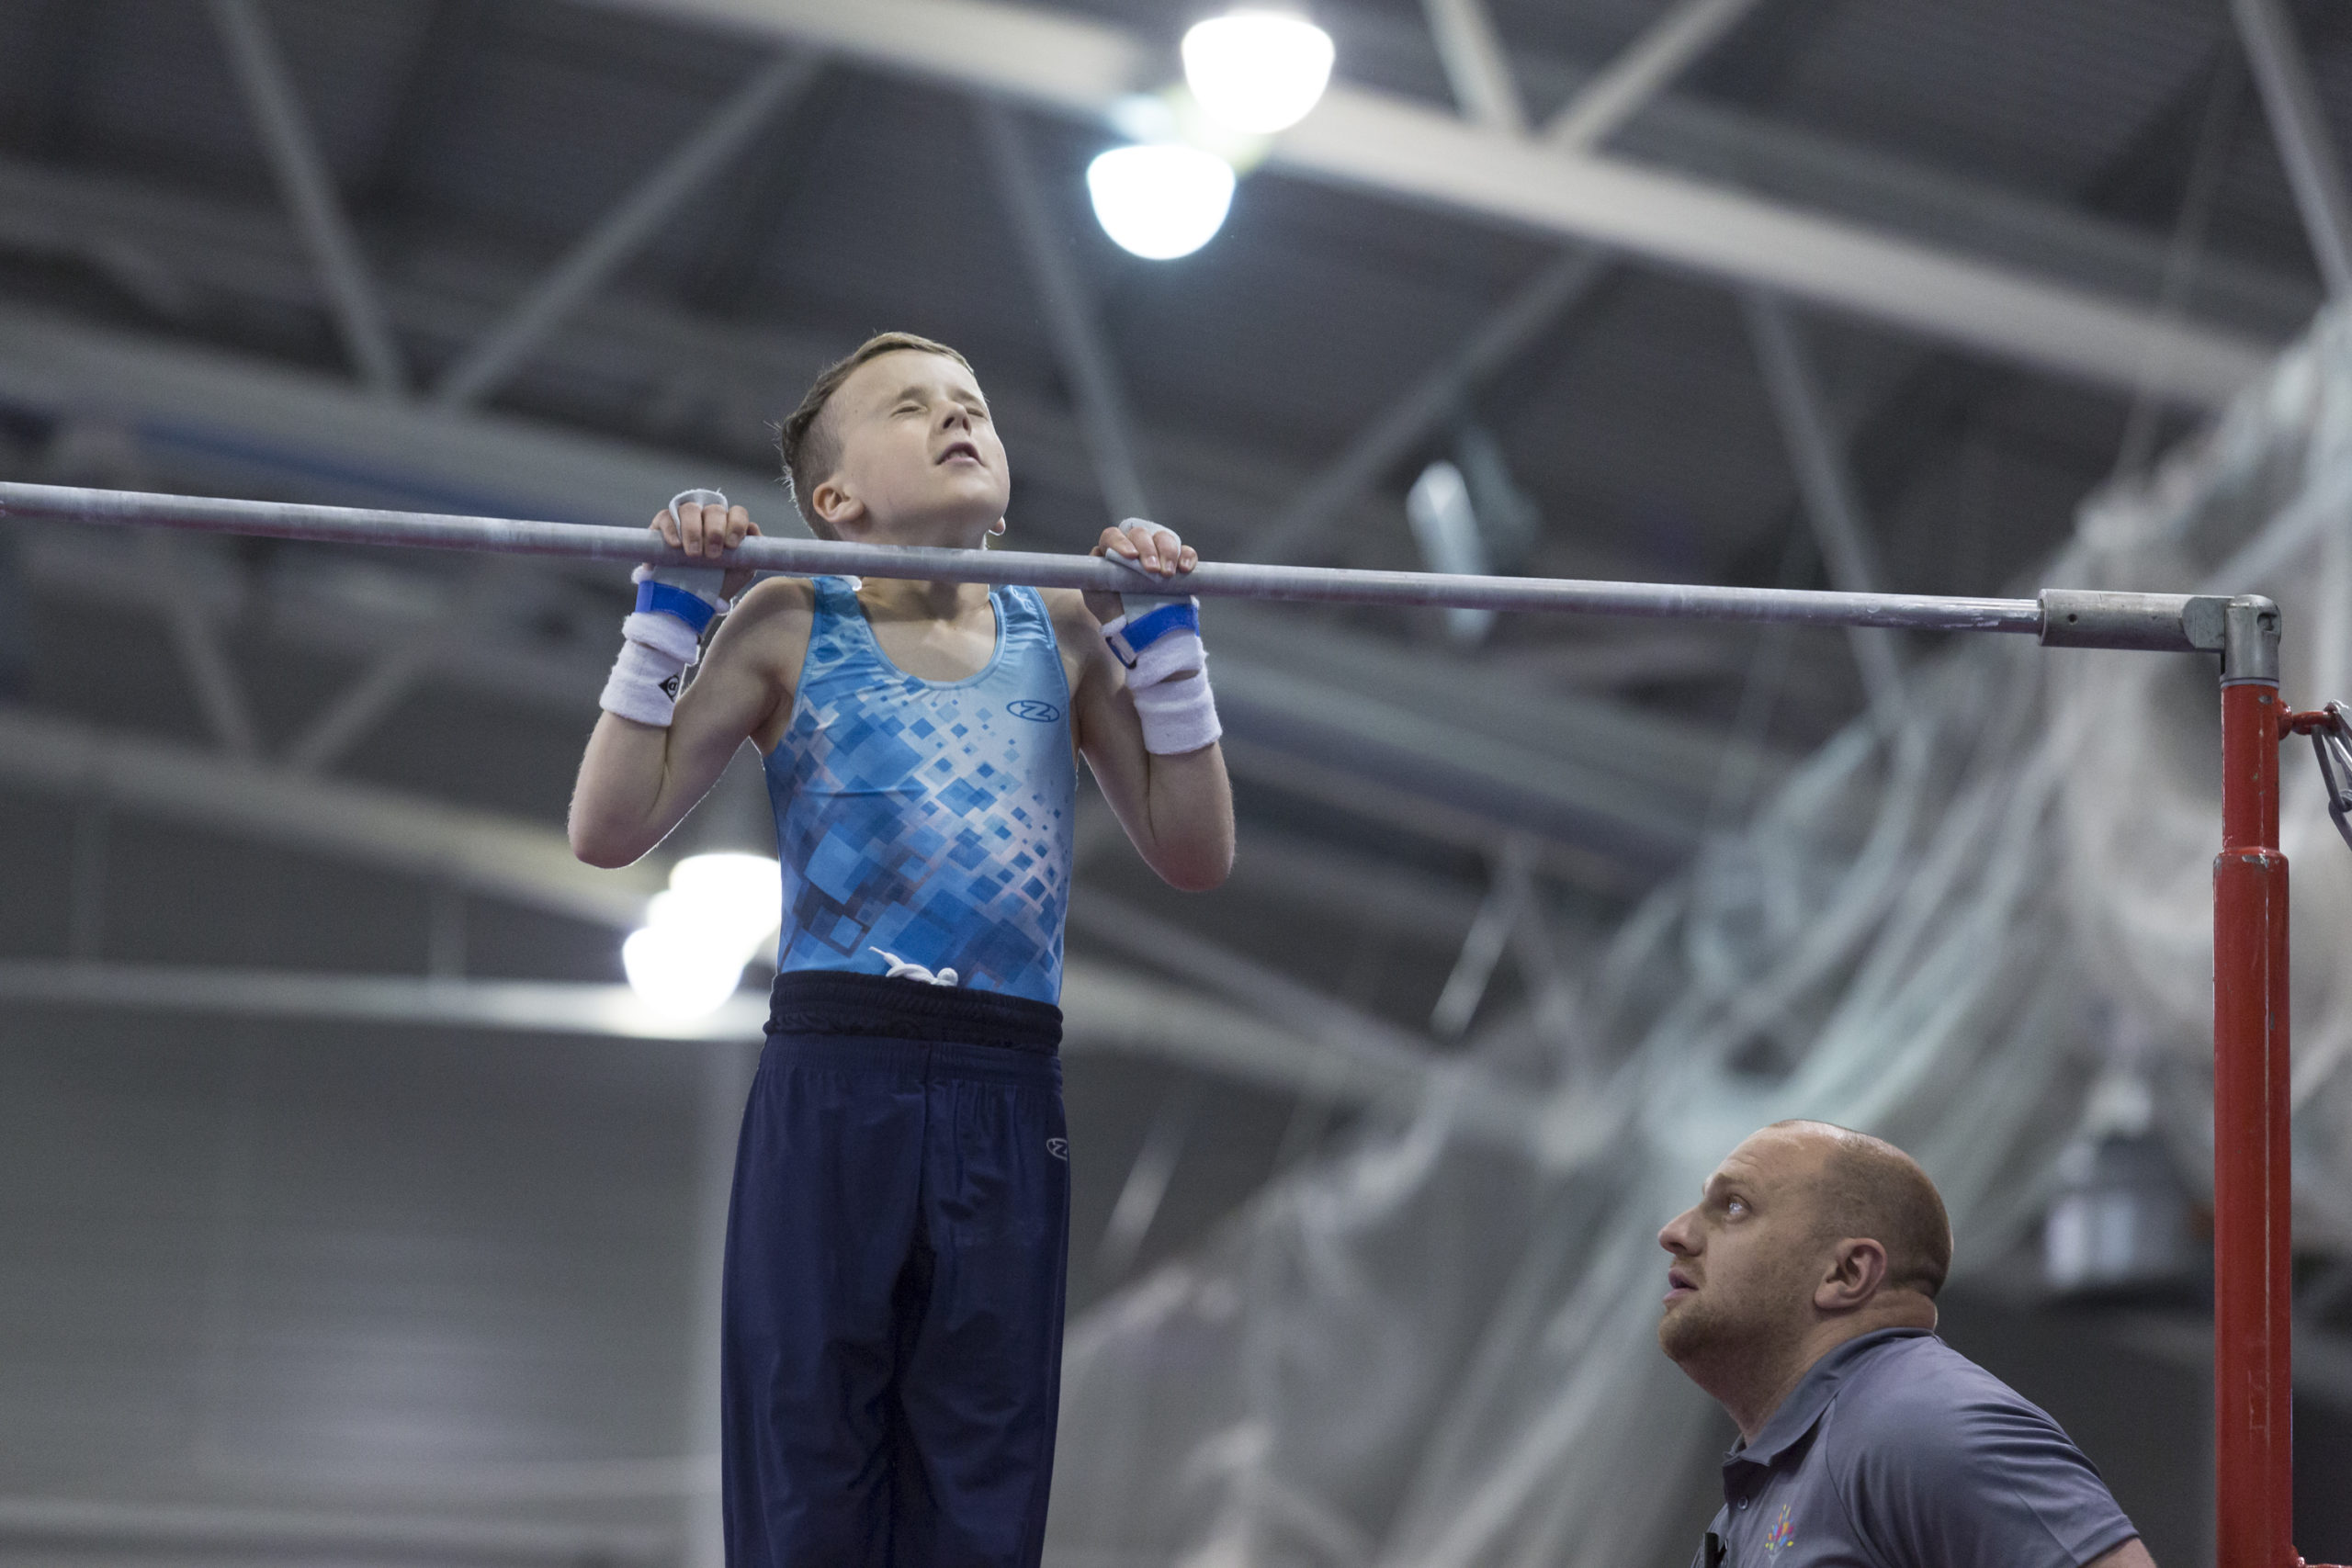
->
<box><xmin>765</xmin><ymin>970</ymin><xmax>1062</xmax><ymax>1052</ymax></box>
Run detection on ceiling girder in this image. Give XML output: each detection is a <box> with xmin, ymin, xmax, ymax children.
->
<box><xmin>585</xmin><ymin>0</ymin><xmax>2276</xmax><ymax>406</ymax></box>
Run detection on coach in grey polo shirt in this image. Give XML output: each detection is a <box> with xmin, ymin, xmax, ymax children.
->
<box><xmin>1659</xmin><ymin>1121</ymin><xmax>2154</xmax><ymax>1568</ymax></box>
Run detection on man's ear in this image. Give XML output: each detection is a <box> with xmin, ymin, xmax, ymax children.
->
<box><xmin>1815</xmin><ymin>1237</ymin><xmax>1890</xmax><ymax>1313</ymax></box>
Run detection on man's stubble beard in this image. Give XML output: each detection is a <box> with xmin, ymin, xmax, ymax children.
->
<box><xmin>1657</xmin><ymin>1268</ymin><xmax>1813</xmax><ymax>1378</ymax></box>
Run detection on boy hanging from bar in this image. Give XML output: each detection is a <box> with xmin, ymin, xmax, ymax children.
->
<box><xmin>568</xmin><ymin>332</ymin><xmax>1234</xmax><ymax>1568</ymax></box>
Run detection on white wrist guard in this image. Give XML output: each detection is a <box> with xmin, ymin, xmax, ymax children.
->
<box><xmin>1104</xmin><ymin>599</ymin><xmax>1221</xmax><ymax>754</ymax></box>
<box><xmin>600</xmin><ymin>611</ymin><xmax>700</xmax><ymax>727</ymax></box>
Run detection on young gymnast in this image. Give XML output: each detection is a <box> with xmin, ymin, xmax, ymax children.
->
<box><xmin>569</xmin><ymin>331</ymin><xmax>1234</xmax><ymax>1567</ymax></box>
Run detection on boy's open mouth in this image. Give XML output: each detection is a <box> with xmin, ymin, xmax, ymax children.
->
<box><xmin>937</xmin><ymin>440</ymin><xmax>981</xmax><ymax>465</ymax></box>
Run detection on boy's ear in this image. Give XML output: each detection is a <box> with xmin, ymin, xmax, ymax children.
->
<box><xmin>810</xmin><ymin>478</ymin><xmax>864</xmax><ymax>535</ymax></box>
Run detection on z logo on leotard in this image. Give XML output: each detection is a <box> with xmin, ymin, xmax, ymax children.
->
<box><xmin>1046</xmin><ymin>1138</ymin><xmax>1069</xmax><ymax>1160</ymax></box>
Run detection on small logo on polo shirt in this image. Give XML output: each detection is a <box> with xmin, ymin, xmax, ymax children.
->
<box><xmin>1763</xmin><ymin>1502</ymin><xmax>1795</xmax><ymax>1554</ymax></box>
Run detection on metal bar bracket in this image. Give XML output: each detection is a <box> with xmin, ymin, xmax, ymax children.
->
<box><xmin>2037</xmin><ymin>589</ymin><xmax>2231</xmax><ymax>654</ymax></box>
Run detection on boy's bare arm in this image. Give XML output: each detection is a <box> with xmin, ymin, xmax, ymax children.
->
<box><xmin>1080</xmin><ymin>697</ymin><xmax>1235</xmax><ymax>890</ymax></box>
<box><xmin>1052</xmin><ymin>530</ymin><xmax>1235</xmax><ymax>891</ymax></box>
<box><xmin>569</xmin><ymin>575</ymin><xmax>808</xmax><ymax>867</ymax></box>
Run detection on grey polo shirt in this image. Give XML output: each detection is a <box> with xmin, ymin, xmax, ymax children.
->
<box><xmin>1690</xmin><ymin>1327</ymin><xmax>2139</xmax><ymax>1568</ymax></box>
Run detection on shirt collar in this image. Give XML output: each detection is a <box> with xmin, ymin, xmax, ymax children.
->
<box><xmin>1721</xmin><ymin>1327</ymin><xmax>1932</xmax><ymax>1493</ymax></box>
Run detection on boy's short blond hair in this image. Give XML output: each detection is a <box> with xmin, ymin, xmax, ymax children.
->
<box><xmin>776</xmin><ymin>332</ymin><xmax>976</xmax><ymax>539</ymax></box>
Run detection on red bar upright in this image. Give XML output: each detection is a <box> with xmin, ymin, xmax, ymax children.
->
<box><xmin>2214</xmin><ymin>648</ymin><xmax>2291</xmax><ymax>1568</ymax></box>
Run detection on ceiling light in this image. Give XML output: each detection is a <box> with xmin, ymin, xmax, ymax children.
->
<box><xmin>623</xmin><ymin>926</ymin><xmax>752</xmax><ymax>1019</ymax></box>
<box><xmin>1181</xmin><ymin>10</ymin><xmax>1336</xmax><ymax>135</ymax></box>
<box><xmin>621</xmin><ymin>852</ymin><xmax>782</xmax><ymax>1018</ymax></box>
<box><xmin>1087</xmin><ymin>144</ymin><xmax>1237</xmax><ymax>260</ymax></box>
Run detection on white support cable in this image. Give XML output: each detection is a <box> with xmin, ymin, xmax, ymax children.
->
<box><xmin>1430</xmin><ymin>833</ymin><xmax>1571</xmax><ymax>1043</ymax></box>
<box><xmin>1093</xmin><ymin>1076</ymin><xmax>1204</xmax><ymax>1282</ymax></box>
<box><xmin>2110</xmin><ymin>59</ymin><xmax>2245</xmax><ymax>484</ymax></box>
<box><xmin>1255</xmin><ymin>247</ymin><xmax>1611</xmax><ymax>561</ymax></box>
<box><xmin>206</xmin><ymin>0</ymin><xmax>405</xmax><ymax>398</ymax></box>
<box><xmin>1741</xmin><ymin>292</ymin><xmax>1908</xmax><ymax>724</ymax></box>
<box><xmin>2228</xmin><ymin>0</ymin><xmax>2352</xmax><ymax>299</ymax></box>
<box><xmin>1421</xmin><ymin>0</ymin><xmax>1528</xmax><ymax>134</ymax></box>
<box><xmin>1430</xmin><ymin>852</ymin><xmax>1525</xmax><ymax>1040</ymax></box>
<box><xmin>434</xmin><ymin>52</ymin><xmax>823</xmax><ymax>409</ymax></box>
<box><xmin>1544</xmin><ymin>0</ymin><xmax>1765</xmax><ymax>152</ymax></box>
<box><xmin>1499</xmin><ymin>840</ymin><xmax>1582</xmax><ymax>1056</ymax></box>
<box><xmin>973</xmin><ymin>96</ymin><xmax>1153</xmax><ymax>525</ymax></box>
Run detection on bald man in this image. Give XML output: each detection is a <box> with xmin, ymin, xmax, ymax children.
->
<box><xmin>1658</xmin><ymin>1121</ymin><xmax>2155</xmax><ymax>1568</ymax></box>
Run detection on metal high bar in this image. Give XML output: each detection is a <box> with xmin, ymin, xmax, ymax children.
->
<box><xmin>0</xmin><ymin>481</ymin><xmax>2224</xmax><ymax>652</ymax></box>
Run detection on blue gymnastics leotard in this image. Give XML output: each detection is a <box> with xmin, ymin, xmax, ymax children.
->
<box><xmin>762</xmin><ymin>576</ymin><xmax>1077</xmax><ymax>1003</ymax></box>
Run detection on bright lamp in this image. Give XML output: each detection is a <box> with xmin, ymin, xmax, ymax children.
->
<box><xmin>1181</xmin><ymin>11</ymin><xmax>1336</xmax><ymax>135</ymax></box>
<box><xmin>1087</xmin><ymin>144</ymin><xmax>1237</xmax><ymax>259</ymax></box>
<box><xmin>622</xmin><ymin>852</ymin><xmax>783</xmax><ymax>1018</ymax></box>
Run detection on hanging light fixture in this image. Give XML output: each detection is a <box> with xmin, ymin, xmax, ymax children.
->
<box><xmin>1181</xmin><ymin>10</ymin><xmax>1337</xmax><ymax>135</ymax></box>
<box><xmin>621</xmin><ymin>852</ymin><xmax>782</xmax><ymax>1018</ymax></box>
<box><xmin>1086</xmin><ymin>8</ymin><xmax>1332</xmax><ymax>260</ymax></box>
<box><xmin>1086</xmin><ymin>142</ymin><xmax>1238</xmax><ymax>260</ymax></box>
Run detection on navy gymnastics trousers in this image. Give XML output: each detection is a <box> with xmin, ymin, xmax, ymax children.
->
<box><xmin>720</xmin><ymin>972</ymin><xmax>1071</xmax><ymax>1568</ymax></box>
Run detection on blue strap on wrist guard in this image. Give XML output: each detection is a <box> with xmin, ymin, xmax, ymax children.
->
<box><xmin>636</xmin><ymin>578</ymin><xmax>718</xmax><ymax>634</ymax></box>
<box><xmin>1104</xmin><ymin>599</ymin><xmax>1199</xmax><ymax>668</ymax></box>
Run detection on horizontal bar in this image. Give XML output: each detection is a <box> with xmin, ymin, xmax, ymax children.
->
<box><xmin>0</xmin><ymin>481</ymin><xmax>2211</xmax><ymax>649</ymax></box>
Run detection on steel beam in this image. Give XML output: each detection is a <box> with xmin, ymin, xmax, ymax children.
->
<box><xmin>2229</xmin><ymin>0</ymin><xmax>2352</xmax><ymax>299</ymax></box>
<box><xmin>1067</xmin><ymin>892</ymin><xmax>1547</xmax><ymax>1156</ymax></box>
<box><xmin>0</xmin><ymin>301</ymin><xmax>782</xmax><ymax>529</ymax></box>
<box><xmin>0</xmin><ymin>1496</ymin><xmax>666</xmax><ymax>1567</ymax></box>
<box><xmin>280</xmin><ymin>636</ymin><xmax>439</xmax><ymax>774</ymax></box>
<box><xmin>0</xmin><ymin>957</ymin><xmax>1467</xmax><ymax>1119</ymax></box>
<box><xmin>206</xmin><ymin>0</ymin><xmax>406</xmax><ymax>398</ymax></box>
<box><xmin>1422</xmin><ymin>0</ymin><xmax>1528</xmax><ymax>134</ymax></box>
<box><xmin>1254</xmin><ymin>246</ymin><xmax>1610</xmax><ymax>561</ymax></box>
<box><xmin>141</xmin><ymin>530</ymin><xmax>265</xmax><ymax>760</ymax></box>
<box><xmin>583</xmin><ymin>0</ymin><xmax>2272</xmax><ymax>405</ymax></box>
<box><xmin>280</xmin><ymin>560</ymin><xmax>516</xmax><ymax>775</ymax></box>
<box><xmin>974</xmin><ymin>97</ymin><xmax>1153</xmax><ymax>524</ymax></box>
<box><xmin>434</xmin><ymin>52</ymin><xmax>822</xmax><ymax>409</ymax></box>
<box><xmin>1544</xmin><ymin>0</ymin><xmax>1765</xmax><ymax>152</ymax></box>
<box><xmin>0</xmin><ymin>705</ymin><xmax>664</xmax><ymax>930</ymax></box>
<box><xmin>1741</xmin><ymin>293</ymin><xmax>1907</xmax><ymax>722</ymax></box>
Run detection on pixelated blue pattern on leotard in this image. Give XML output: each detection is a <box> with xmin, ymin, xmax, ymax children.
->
<box><xmin>763</xmin><ymin>577</ymin><xmax>1077</xmax><ymax>1003</ymax></box>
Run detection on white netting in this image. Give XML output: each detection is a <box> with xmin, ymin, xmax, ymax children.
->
<box><xmin>1045</xmin><ymin>305</ymin><xmax>2352</xmax><ymax>1568</ymax></box>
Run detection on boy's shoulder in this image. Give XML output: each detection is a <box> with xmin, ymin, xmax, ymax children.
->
<box><xmin>707</xmin><ymin>574</ymin><xmax>817</xmax><ymax>685</ymax></box>
<box><xmin>729</xmin><ymin>573</ymin><xmax>819</xmax><ymax>623</ymax></box>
